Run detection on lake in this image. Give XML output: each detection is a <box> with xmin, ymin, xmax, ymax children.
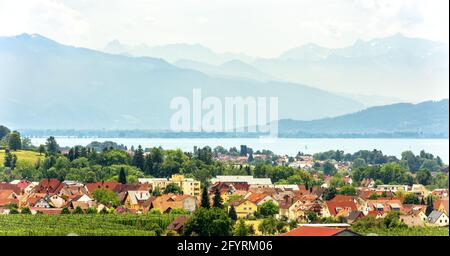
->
<box><xmin>29</xmin><ymin>138</ymin><xmax>450</xmax><ymax>164</ymax></box>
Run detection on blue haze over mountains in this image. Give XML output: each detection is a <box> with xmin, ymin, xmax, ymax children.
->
<box><xmin>0</xmin><ymin>33</ymin><xmax>448</xmax><ymax>137</ymax></box>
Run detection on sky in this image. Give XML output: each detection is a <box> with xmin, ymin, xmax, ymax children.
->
<box><xmin>0</xmin><ymin>0</ymin><xmax>448</xmax><ymax>58</ymax></box>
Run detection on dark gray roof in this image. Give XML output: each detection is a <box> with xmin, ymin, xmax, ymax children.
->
<box><xmin>347</xmin><ymin>210</ymin><xmax>363</xmax><ymax>220</ymax></box>
<box><xmin>427</xmin><ymin>210</ymin><xmax>444</xmax><ymax>223</ymax></box>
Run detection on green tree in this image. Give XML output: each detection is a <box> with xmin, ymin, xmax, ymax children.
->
<box><xmin>132</xmin><ymin>145</ymin><xmax>145</xmax><ymax>171</ymax></box>
<box><xmin>21</xmin><ymin>207</ymin><xmax>31</xmax><ymax>214</ymax></box>
<box><xmin>306</xmin><ymin>211</ymin><xmax>318</xmax><ymax>223</ymax></box>
<box><xmin>233</xmin><ymin>219</ymin><xmax>249</xmax><ymax>236</ymax></box>
<box><xmin>0</xmin><ymin>125</ymin><xmax>10</xmax><ymax>140</ymax></box>
<box><xmin>258</xmin><ymin>217</ymin><xmax>278</xmax><ymax>235</ymax></box>
<box><xmin>118</xmin><ymin>167</ymin><xmax>127</xmax><ymax>184</ymax></box>
<box><xmin>46</xmin><ymin>136</ymin><xmax>59</xmax><ymax>155</ymax></box>
<box><xmin>61</xmin><ymin>206</ymin><xmax>70</xmax><ymax>214</ymax></box>
<box><xmin>415</xmin><ymin>169</ymin><xmax>432</xmax><ymax>185</ymax></box>
<box><xmin>352</xmin><ymin>158</ymin><xmax>367</xmax><ymax>169</ymax></box>
<box><xmin>92</xmin><ymin>188</ymin><xmax>120</xmax><ymax>207</ymax></box>
<box><xmin>403</xmin><ymin>193</ymin><xmax>420</xmax><ymax>204</ymax></box>
<box><xmin>73</xmin><ymin>206</ymin><xmax>84</xmax><ymax>214</ymax></box>
<box><xmin>256</xmin><ymin>201</ymin><xmax>279</xmax><ymax>218</ymax></box>
<box><xmin>183</xmin><ymin>208</ymin><xmax>233</xmax><ymax>236</ymax></box>
<box><xmin>322</xmin><ymin>161</ymin><xmax>336</xmax><ymax>176</ymax></box>
<box><xmin>170</xmin><ymin>208</ymin><xmax>189</xmax><ymax>215</ymax></box>
<box><xmin>323</xmin><ymin>187</ymin><xmax>337</xmax><ymax>200</ymax></box>
<box><xmin>86</xmin><ymin>207</ymin><xmax>97</xmax><ymax>214</ymax></box>
<box><xmin>383</xmin><ymin>211</ymin><xmax>406</xmax><ymax>228</ymax></box>
<box><xmin>152</xmin><ymin>186</ymin><xmax>162</xmax><ymax>196</ymax></box>
<box><xmin>401</xmin><ymin>151</ymin><xmax>420</xmax><ymax>172</ymax></box>
<box><xmin>228</xmin><ymin>205</ymin><xmax>238</xmax><ymax>221</ymax></box>
<box><xmin>8</xmin><ymin>131</ymin><xmax>21</xmax><ymax>151</ymax></box>
<box><xmin>38</xmin><ymin>144</ymin><xmax>46</xmax><ymax>156</ymax></box>
<box><xmin>201</xmin><ymin>186</ymin><xmax>210</xmax><ymax>209</ymax></box>
<box><xmin>420</xmin><ymin>159</ymin><xmax>440</xmax><ymax>172</ymax></box>
<box><xmin>3</xmin><ymin>151</ymin><xmax>17</xmax><ymax>169</ymax></box>
<box><xmin>213</xmin><ymin>187</ymin><xmax>223</xmax><ymax>208</ymax></box>
<box><xmin>163</xmin><ymin>183</ymin><xmax>182</xmax><ymax>194</ymax></box>
<box><xmin>339</xmin><ymin>185</ymin><xmax>357</xmax><ymax>196</ymax></box>
<box><xmin>369</xmin><ymin>193</ymin><xmax>378</xmax><ymax>200</ymax></box>
<box><xmin>425</xmin><ymin>196</ymin><xmax>434</xmax><ymax>216</ymax></box>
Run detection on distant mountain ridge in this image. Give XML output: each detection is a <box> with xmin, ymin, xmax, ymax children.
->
<box><xmin>174</xmin><ymin>59</ymin><xmax>274</xmax><ymax>81</ymax></box>
<box><xmin>0</xmin><ymin>33</ymin><xmax>364</xmax><ymax>130</ymax></box>
<box><xmin>279</xmin><ymin>99</ymin><xmax>449</xmax><ymax>138</ymax></box>
<box><xmin>104</xmin><ymin>39</ymin><xmax>254</xmax><ymax>65</ymax></box>
<box><xmin>104</xmin><ymin>33</ymin><xmax>448</xmax><ymax>103</ymax></box>
<box><xmin>253</xmin><ymin>34</ymin><xmax>449</xmax><ymax>101</ymax></box>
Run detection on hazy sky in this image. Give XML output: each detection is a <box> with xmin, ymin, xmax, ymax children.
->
<box><xmin>0</xmin><ymin>0</ymin><xmax>448</xmax><ymax>57</ymax></box>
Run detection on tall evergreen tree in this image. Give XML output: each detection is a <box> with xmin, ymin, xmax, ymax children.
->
<box><xmin>118</xmin><ymin>167</ymin><xmax>127</xmax><ymax>184</ymax></box>
<box><xmin>426</xmin><ymin>196</ymin><xmax>434</xmax><ymax>216</ymax></box>
<box><xmin>228</xmin><ymin>205</ymin><xmax>238</xmax><ymax>221</ymax></box>
<box><xmin>201</xmin><ymin>186</ymin><xmax>210</xmax><ymax>209</ymax></box>
<box><xmin>3</xmin><ymin>151</ymin><xmax>16</xmax><ymax>168</ymax></box>
<box><xmin>133</xmin><ymin>145</ymin><xmax>145</xmax><ymax>171</ymax></box>
<box><xmin>213</xmin><ymin>187</ymin><xmax>223</xmax><ymax>208</ymax></box>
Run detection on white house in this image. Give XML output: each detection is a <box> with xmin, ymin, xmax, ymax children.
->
<box><xmin>427</xmin><ymin>210</ymin><xmax>449</xmax><ymax>226</ymax></box>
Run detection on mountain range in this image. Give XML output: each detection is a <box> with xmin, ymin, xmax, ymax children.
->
<box><xmin>0</xmin><ymin>33</ymin><xmax>364</xmax><ymax>130</ymax></box>
<box><xmin>104</xmin><ymin>34</ymin><xmax>449</xmax><ymax>103</ymax></box>
<box><xmin>279</xmin><ymin>99</ymin><xmax>449</xmax><ymax>138</ymax></box>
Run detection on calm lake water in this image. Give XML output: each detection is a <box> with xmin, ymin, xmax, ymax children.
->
<box><xmin>30</xmin><ymin>138</ymin><xmax>450</xmax><ymax>164</ymax></box>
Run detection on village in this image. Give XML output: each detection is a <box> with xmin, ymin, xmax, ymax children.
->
<box><xmin>0</xmin><ymin>169</ymin><xmax>448</xmax><ymax>236</ymax></box>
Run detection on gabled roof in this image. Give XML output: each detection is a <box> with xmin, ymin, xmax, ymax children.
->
<box><xmin>229</xmin><ymin>198</ymin><xmax>256</xmax><ymax>207</ymax></box>
<box><xmin>325</xmin><ymin>196</ymin><xmax>358</xmax><ymax>216</ymax></box>
<box><xmin>151</xmin><ymin>194</ymin><xmax>196</xmax><ymax>212</ymax></box>
<box><xmin>114</xmin><ymin>183</ymin><xmax>150</xmax><ymax>193</ymax></box>
<box><xmin>0</xmin><ymin>190</ymin><xmax>19</xmax><ymax>207</ymax></box>
<box><xmin>16</xmin><ymin>180</ymin><xmax>32</xmax><ymax>189</ymax></box>
<box><xmin>245</xmin><ymin>193</ymin><xmax>270</xmax><ymax>204</ymax></box>
<box><xmin>434</xmin><ymin>198</ymin><xmax>449</xmax><ymax>215</ymax></box>
<box><xmin>33</xmin><ymin>179</ymin><xmax>63</xmax><ymax>194</ymax></box>
<box><xmin>0</xmin><ymin>182</ymin><xmax>21</xmax><ymax>194</ymax></box>
<box><xmin>347</xmin><ymin>210</ymin><xmax>364</xmax><ymax>221</ymax></box>
<box><xmin>85</xmin><ymin>182</ymin><xmax>120</xmax><ymax>193</ymax></box>
<box><xmin>280</xmin><ymin>226</ymin><xmax>360</xmax><ymax>236</ymax></box>
<box><xmin>428</xmin><ymin>210</ymin><xmax>446</xmax><ymax>223</ymax></box>
<box><xmin>167</xmin><ymin>216</ymin><xmax>188</xmax><ymax>232</ymax></box>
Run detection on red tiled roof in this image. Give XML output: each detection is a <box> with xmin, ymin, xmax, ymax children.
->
<box><xmin>0</xmin><ymin>190</ymin><xmax>18</xmax><ymax>207</ymax></box>
<box><xmin>366</xmin><ymin>210</ymin><xmax>385</xmax><ymax>217</ymax></box>
<box><xmin>33</xmin><ymin>179</ymin><xmax>63</xmax><ymax>194</ymax></box>
<box><xmin>281</xmin><ymin>226</ymin><xmax>347</xmax><ymax>236</ymax></box>
<box><xmin>246</xmin><ymin>193</ymin><xmax>269</xmax><ymax>204</ymax></box>
<box><xmin>0</xmin><ymin>183</ymin><xmax>21</xmax><ymax>194</ymax></box>
<box><xmin>16</xmin><ymin>180</ymin><xmax>32</xmax><ymax>189</ymax></box>
<box><xmin>325</xmin><ymin>200</ymin><xmax>357</xmax><ymax>216</ymax></box>
<box><xmin>85</xmin><ymin>182</ymin><xmax>120</xmax><ymax>193</ymax></box>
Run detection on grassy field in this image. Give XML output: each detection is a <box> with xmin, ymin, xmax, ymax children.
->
<box><xmin>352</xmin><ymin>226</ymin><xmax>449</xmax><ymax>236</ymax></box>
<box><xmin>0</xmin><ymin>149</ymin><xmax>43</xmax><ymax>167</ymax></box>
<box><xmin>0</xmin><ymin>213</ymin><xmax>179</xmax><ymax>236</ymax></box>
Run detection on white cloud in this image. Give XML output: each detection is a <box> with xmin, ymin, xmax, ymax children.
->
<box><xmin>0</xmin><ymin>0</ymin><xmax>90</xmax><ymax>45</ymax></box>
<box><xmin>0</xmin><ymin>0</ymin><xmax>448</xmax><ymax>57</ymax></box>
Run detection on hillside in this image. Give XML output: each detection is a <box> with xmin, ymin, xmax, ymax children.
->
<box><xmin>279</xmin><ymin>99</ymin><xmax>449</xmax><ymax>138</ymax></box>
<box><xmin>0</xmin><ymin>150</ymin><xmax>43</xmax><ymax>167</ymax></box>
<box><xmin>0</xmin><ymin>34</ymin><xmax>364</xmax><ymax>130</ymax></box>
